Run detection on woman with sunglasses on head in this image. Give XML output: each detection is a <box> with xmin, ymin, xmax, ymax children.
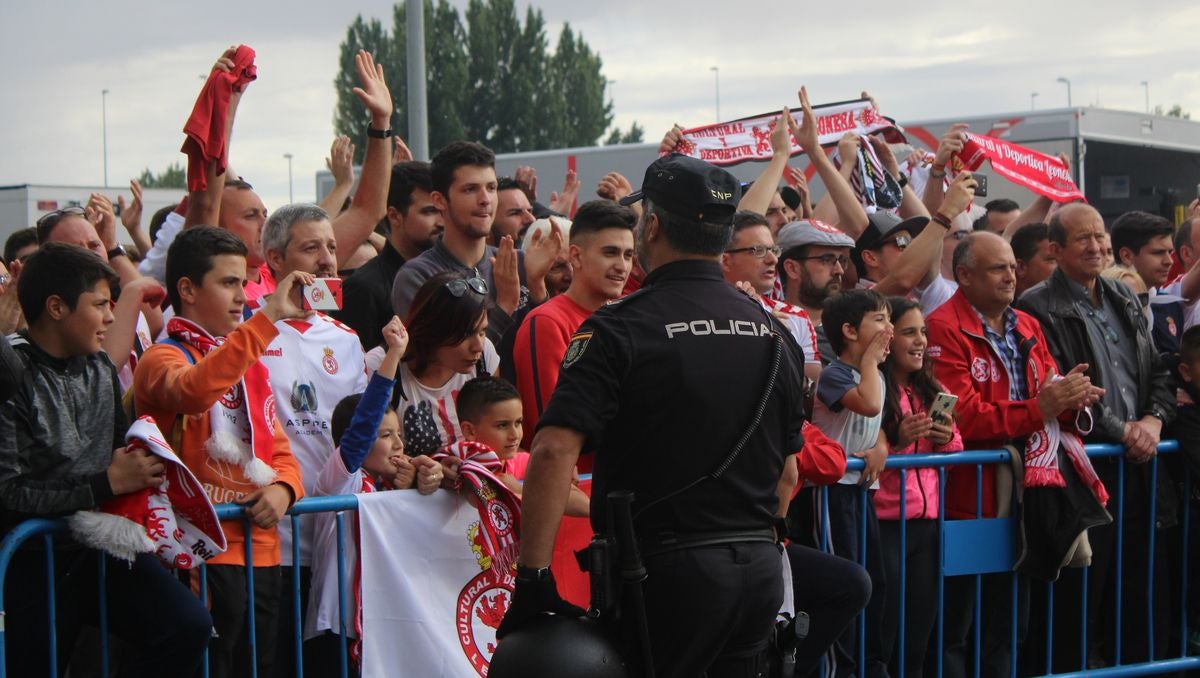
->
<box><xmin>367</xmin><ymin>270</ymin><xmax>500</xmax><ymax>458</ymax></box>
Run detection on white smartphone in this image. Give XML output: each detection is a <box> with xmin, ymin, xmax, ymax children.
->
<box><xmin>928</xmin><ymin>392</ymin><xmax>958</xmax><ymax>424</ymax></box>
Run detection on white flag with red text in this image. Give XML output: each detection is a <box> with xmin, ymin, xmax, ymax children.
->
<box><xmin>357</xmin><ymin>490</ymin><xmax>515</xmax><ymax>678</ymax></box>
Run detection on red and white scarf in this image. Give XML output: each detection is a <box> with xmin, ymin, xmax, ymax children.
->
<box><xmin>166</xmin><ymin>316</ymin><xmax>278</xmax><ymax>486</ymax></box>
<box><xmin>69</xmin><ymin>417</ymin><xmax>228</xmax><ymax>567</ymax></box>
<box><xmin>959</xmin><ymin>133</ymin><xmax>1084</xmax><ymax>202</ymax></box>
<box><xmin>672</xmin><ymin>98</ymin><xmax>905</xmax><ymax>167</ymax></box>
<box><xmin>433</xmin><ymin>441</ymin><xmax>522</xmax><ymax>576</ymax></box>
<box><xmin>1023</xmin><ymin>416</ymin><xmax>1109</xmax><ymax>507</ymax></box>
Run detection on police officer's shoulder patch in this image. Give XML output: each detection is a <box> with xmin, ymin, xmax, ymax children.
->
<box><xmin>562</xmin><ymin>331</ymin><xmax>593</xmax><ymax>369</ymax></box>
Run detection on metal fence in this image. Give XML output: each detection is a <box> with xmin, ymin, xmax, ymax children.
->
<box><xmin>0</xmin><ymin>443</ymin><xmax>1196</xmax><ymax>677</ymax></box>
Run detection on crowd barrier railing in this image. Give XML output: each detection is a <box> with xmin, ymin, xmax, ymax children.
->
<box><xmin>0</xmin><ymin>443</ymin><xmax>1196</xmax><ymax>677</ymax></box>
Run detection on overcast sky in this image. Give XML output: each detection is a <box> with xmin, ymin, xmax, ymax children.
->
<box><xmin>1</xmin><ymin>1</ymin><xmax>1196</xmax><ymax>209</ymax></box>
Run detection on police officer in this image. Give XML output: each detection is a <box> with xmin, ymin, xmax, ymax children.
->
<box><xmin>497</xmin><ymin>153</ymin><xmax>808</xmax><ymax>677</ymax></box>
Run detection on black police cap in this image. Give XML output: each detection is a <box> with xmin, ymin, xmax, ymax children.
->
<box><xmin>620</xmin><ymin>153</ymin><xmax>741</xmax><ymax>223</ymax></box>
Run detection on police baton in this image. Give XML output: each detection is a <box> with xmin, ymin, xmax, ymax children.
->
<box><xmin>608</xmin><ymin>490</ymin><xmax>655</xmax><ymax>678</ymax></box>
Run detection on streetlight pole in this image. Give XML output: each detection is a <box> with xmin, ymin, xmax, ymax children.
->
<box><xmin>1056</xmin><ymin>77</ymin><xmax>1072</xmax><ymax>107</ymax></box>
<box><xmin>1031</xmin><ymin>91</ymin><xmax>1038</xmax><ymax>110</ymax></box>
<box><xmin>283</xmin><ymin>153</ymin><xmax>294</xmax><ymax>204</ymax></box>
<box><xmin>1141</xmin><ymin>81</ymin><xmax>1150</xmax><ymax>113</ymax></box>
<box><xmin>101</xmin><ymin>89</ymin><xmax>110</xmax><ymax>188</ymax></box>
<box><xmin>710</xmin><ymin>66</ymin><xmax>720</xmax><ymax>121</ymax></box>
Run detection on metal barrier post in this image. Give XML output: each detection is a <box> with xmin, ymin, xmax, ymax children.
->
<box><xmin>858</xmin><ymin>487</ymin><xmax>867</xmax><ymax>676</ymax></box>
<box><xmin>1115</xmin><ymin>460</ymin><xmax>1125</xmax><ymax>666</ymax></box>
<box><xmin>1147</xmin><ymin>456</ymin><xmax>1158</xmax><ymax>661</ymax></box>
<box><xmin>44</xmin><ymin>535</ymin><xmax>56</xmax><ymax>678</ymax></box>
<box><xmin>936</xmin><ymin>466</ymin><xmax>946</xmax><ymax>678</ymax></box>
<box><xmin>292</xmin><ymin>514</ymin><xmax>303</xmax><ymax>678</ymax></box>
<box><xmin>335</xmin><ymin>511</ymin><xmax>350</xmax><ymax>678</ymax></box>
<box><xmin>97</xmin><ymin>551</ymin><xmax>109</xmax><ymax>678</ymax></box>
<box><xmin>244</xmin><ymin>516</ymin><xmax>258</xmax><ymax>678</ymax></box>
<box><xmin>898</xmin><ymin>468</ymin><xmax>907</xmax><ymax>678</ymax></box>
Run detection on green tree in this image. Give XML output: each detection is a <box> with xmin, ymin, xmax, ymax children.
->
<box><xmin>137</xmin><ymin>162</ymin><xmax>186</xmax><ymax>189</ymax></box>
<box><xmin>605</xmin><ymin>121</ymin><xmax>645</xmax><ymax>145</ymax></box>
<box><xmin>333</xmin><ymin>1</ymin><xmax>612</xmax><ymax>156</ymax></box>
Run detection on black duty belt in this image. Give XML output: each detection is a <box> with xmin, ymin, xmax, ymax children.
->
<box><xmin>639</xmin><ymin>528</ymin><xmax>777</xmax><ymax>558</ymax></box>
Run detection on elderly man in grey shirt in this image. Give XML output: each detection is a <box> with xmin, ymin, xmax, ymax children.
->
<box><xmin>1017</xmin><ymin>202</ymin><xmax>1174</xmax><ymax>670</ymax></box>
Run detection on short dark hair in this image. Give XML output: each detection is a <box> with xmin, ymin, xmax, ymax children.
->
<box><xmin>19</xmin><ymin>242</ymin><xmax>119</xmax><ymax>325</ymax></box>
<box><xmin>822</xmin><ymin>287</ymin><xmax>888</xmax><ymax>357</ymax></box>
<box><xmin>732</xmin><ymin>210</ymin><xmax>770</xmax><ymax>234</ymax></box>
<box><xmin>148</xmin><ymin>204</ymin><xmax>178</xmax><ymax>246</ymax></box>
<box><xmin>643</xmin><ymin>197</ymin><xmax>732</xmax><ymax>257</ymax></box>
<box><xmin>224</xmin><ymin>178</ymin><xmax>254</xmax><ymax>191</ymax></box>
<box><xmin>431</xmin><ymin>142</ymin><xmax>495</xmax><ymax>196</ymax></box>
<box><xmin>330</xmin><ymin>393</ymin><xmax>396</xmax><ymax>448</ymax></box>
<box><xmin>456</xmin><ymin>376</ymin><xmax>521</xmax><ymax>424</ymax></box>
<box><xmin>1010</xmin><ymin>223</ymin><xmax>1050</xmax><ymax>263</ymax></box>
<box><xmin>404</xmin><ymin>270</ymin><xmax>492</xmax><ymax>376</ymax></box>
<box><xmin>4</xmin><ymin>227</ymin><xmax>37</xmax><ymax>265</ymax></box>
<box><xmin>497</xmin><ymin>177</ymin><xmax>522</xmax><ymax>193</ymax></box>
<box><xmin>1110</xmin><ymin>211</ymin><xmax>1173</xmax><ymax>258</ymax></box>
<box><xmin>1181</xmin><ymin>325</ymin><xmax>1200</xmax><ymax>368</ymax></box>
<box><xmin>165</xmin><ymin>226</ymin><xmax>248</xmax><ymax>311</ymax></box>
<box><xmin>985</xmin><ymin>199</ymin><xmax>1020</xmax><ymax>214</ymax></box>
<box><xmin>388</xmin><ymin>161</ymin><xmax>433</xmax><ymax>214</ymax></box>
<box><xmin>570</xmin><ymin>200</ymin><xmax>636</xmax><ymax>242</ymax></box>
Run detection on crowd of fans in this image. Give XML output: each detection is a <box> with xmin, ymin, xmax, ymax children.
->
<box><xmin>0</xmin><ymin>44</ymin><xmax>1197</xmax><ymax>678</ymax></box>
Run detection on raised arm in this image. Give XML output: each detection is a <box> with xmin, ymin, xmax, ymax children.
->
<box><xmin>873</xmin><ymin>172</ymin><xmax>975</xmax><ymax>296</ymax></box>
<box><xmin>789</xmin><ymin>88</ymin><xmax>869</xmax><ymax>238</ymax></box>
<box><xmin>184</xmin><ymin>47</ymin><xmax>244</xmax><ymax>229</ymax></box>
<box><xmin>331</xmin><ymin>50</ymin><xmax>394</xmax><ymax>267</ymax></box>
<box><xmin>318</xmin><ymin>135</ymin><xmax>356</xmax><ymax>217</ymax></box>
<box><xmin>920</xmin><ymin>123</ymin><xmax>968</xmax><ymax>218</ymax></box>
<box><xmin>738</xmin><ymin>107</ymin><xmax>793</xmax><ymax>215</ymax></box>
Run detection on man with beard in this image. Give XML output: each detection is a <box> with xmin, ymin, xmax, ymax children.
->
<box><xmin>338</xmin><ymin>161</ymin><xmax>441</xmax><ymax>350</ymax></box>
<box><xmin>776</xmin><ymin>219</ymin><xmax>858</xmax><ymax>366</ymax></box>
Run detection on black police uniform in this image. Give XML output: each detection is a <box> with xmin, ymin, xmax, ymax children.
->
<box><xmin>538</xmin><ymin>258</ymin><xmax>808</xmax><ymax>677</ymax></box>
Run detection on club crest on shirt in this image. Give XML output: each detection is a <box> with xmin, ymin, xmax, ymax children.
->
<box><xmin>562</xmin><ymin>332</ymin><xmax>592</xmax><ymax>369</ymax></box>
<box><xmin>970</xmin><ymin>357</ymin><xmax>990</xmax><ymax>383</ymax></box>
<box><xmin>322</xmin><ymin>346</ymin><xmax>339</xmax><ymax>375</ymax></box>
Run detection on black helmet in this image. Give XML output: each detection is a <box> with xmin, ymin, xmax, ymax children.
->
<box><xmin>490</xmin><ymin>615</ymin><xmax>631</xmax><ymax>678</ymax></box>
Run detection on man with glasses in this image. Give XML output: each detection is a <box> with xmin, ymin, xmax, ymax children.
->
<box><xmin>722</xmin><ymin>211</ymin><xmax>821</xmax><ymax>381</ymax></box>
<box><xmin>852</xmin><ymin>172</ymin><xmax>977</xmax><ymax>315</ymax></box>
<box><xmin>1017</xmin><ymin>202</ymin><xmax>1175</xmax><ymax>669</ymax></box>
<box><xmin>776</xmin><ymin>219</ymin><xmax>858</xmax><ymax>367</ymax></box>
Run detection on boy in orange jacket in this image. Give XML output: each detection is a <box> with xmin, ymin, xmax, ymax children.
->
<box><xmin>134</xmin><ymin>226</ymin><xmax>311</xmax><ymax>678</ymax></box>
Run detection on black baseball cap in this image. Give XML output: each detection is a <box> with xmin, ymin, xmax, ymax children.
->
<box><xmin>855</xmin><ymin>211</ymin><xmax>930</xmax><ymax>252</ymax></box>
<box><xmin>619</xmin><ymin>153</ymin><xmax>741</xmax><ymax>223</ymax></box>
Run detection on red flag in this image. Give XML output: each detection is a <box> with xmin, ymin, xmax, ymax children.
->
<box><xmin>958</xmin><ymin>133</ymin><xmax>1084</xmax><ymax>202</ymax></box>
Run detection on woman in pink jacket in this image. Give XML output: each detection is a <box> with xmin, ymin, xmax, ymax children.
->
<box><xmin>875</xmin><ymin>297</ymin><xmax>963</xmax><ymax>678</ymax></box>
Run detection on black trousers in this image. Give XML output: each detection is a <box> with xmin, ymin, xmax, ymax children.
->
<box><xmin>634</xmin><ymin>541</ymin><xmax>783</xmax><ymax>678</ymax></box>
<box><xmin>785</xmin><ymin>543</ymin><xmax>873</xmax><ymax>677</ymax></box>
<box><xmin>790</xmin><ymin>485</ymin><xmax>889</xmax><ymax>678</ymax></box>
<box><xmin>4</xmin><ymin>548</ymin><xmax>210</xmax><ymax>678</ymax></box>
<box><xmin>204</xmin><ymin>564</ymin><xmax>282</xmax><ymax>678</ymax></box>
<box><xmin>878</xmin><ymin>519</ymin><xmax>939</xmax><ymax>678</ymax></box>
<box><xmin>940</xmin><ymin>571</ymin><xmax>1028</xmax><ymax>678</ymax></box>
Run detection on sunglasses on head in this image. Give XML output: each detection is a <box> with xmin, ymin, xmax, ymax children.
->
<box><xmin>35</xmin><ymin>206</ymin><xmax>86</xmax><ymax>232</ymax></box>
<box><xmin>444</xmin><ymin>276</ymin><xmax>488</xmax><ymax>297</ymax></box>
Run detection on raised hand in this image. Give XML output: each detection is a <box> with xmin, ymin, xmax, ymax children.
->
<box><xmin>549</xmin><ymin>170</ymin><xmax>581</xmax><ymax>216</ymax></box>
<box><xmin>352</xmin><ymin>50</ymin><xmax>394</xmax><ymax>127</ymax></box>
<box><xmin>86</xmin><ymin>192</ymin><xmax>118</xmax><ymax>249</ymax></box>
<box><xmin>326</xmin><ymin>135</ymin><xmax>356</xmax><ymax>187</ymax></box>
<box><xmin>770</xmin><ymin>107</ymin><xmax>793</xmax><ymax>157</ymax></box>
<box><xmin>940</xmin><ymin>172</ymin><xmax>977</xmax><ymax>220</ymax></box>
<box><xmin>515</xmin><ymin>166</ymin><xmax>538</xmax><ymax>203</ymax></box>
<box><xmin>788</xmin><ymin>87</ymin><xmax>821</xmax><ymax>154</ymax></box>
<box><xmin>381</xmin><ymin>315</ymin><xmax>409</xmax><ymax>354</ymax></box>
<box><xmin>118</xmin><ymin>179</ymin><xmax>144</xmax><ymax>231</ymax></box>
<box><xmin>491</xmin><ymin>236</ymin><xmax>521</xmax><ymax>315</ymax></box>
<box><xmin>933</xmin><ymin>123</ymin><xmax>969</xmax><ymax>171</ymax></box>
<box><xmin>393</xmin><ymin>136</ymin><xmax>413</xmax><ymax>164</ymax></box>
<box><xmin>659</xmin><ymin>124</ymin><xmax>684</xmax><ymax>154</ymax></box>
<box><xmin>596</xmin><ymin>171</ymin><xmax>634</xmax><ymax>202</ymax></box>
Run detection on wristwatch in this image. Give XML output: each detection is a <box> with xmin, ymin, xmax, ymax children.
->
<box><xmin>367</xmin><ymin>126</ymin><xmax>394</xmax><ymax>139</ymax></box>
<box><xmin>1146</xmin><ymin>408</ymin><xmax>1168</xmax><ymax>423</ymax></box>
<box><xmin>516</xmin><ymin>565</ymin><xmax>551</xmax><ymax>582</ymax></box>
<box><xmin>107</xmin><ymin>245</ymin><xmax>127</xmax><ymax>260</ymax></box>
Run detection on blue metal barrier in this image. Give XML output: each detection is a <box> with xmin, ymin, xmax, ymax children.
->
<box><xmin>0</xmin><ymin>447</ymin><xmax>1197</xmax><ymax>677</ymax></box>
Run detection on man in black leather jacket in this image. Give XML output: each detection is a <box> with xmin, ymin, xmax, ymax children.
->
<box><xmin>1017</xmin><ymin>202</ymin><xmax>1174</xmax><ymax>670</ymax></box>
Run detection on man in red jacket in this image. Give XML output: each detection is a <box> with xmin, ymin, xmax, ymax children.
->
<box><xmin>925</xmin><ymin>231</ymin><xmax>1102</xmax><ymax>678</ymax></box>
